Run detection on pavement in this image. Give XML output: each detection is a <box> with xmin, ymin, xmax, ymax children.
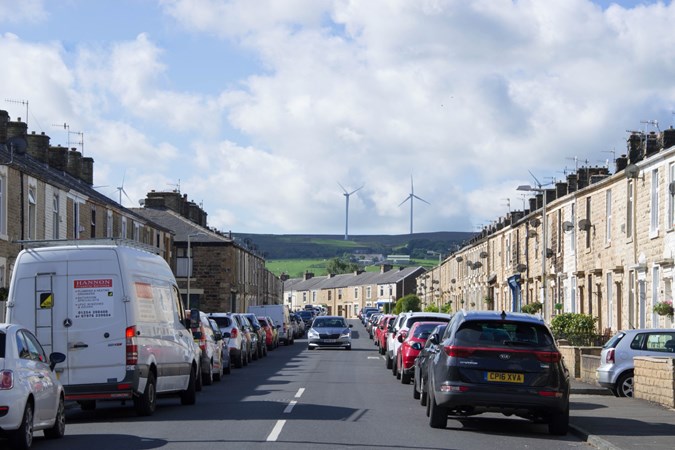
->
<box><xmin>569</xmin><ymin>379</ymin><xmax>675</xmax><ymax>449</ymax></box>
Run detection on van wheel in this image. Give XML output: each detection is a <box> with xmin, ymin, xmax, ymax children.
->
<box><xmin>234</xmin><ymin>351</ymin><xmax>243</xmax><ymax>368</ymax></box>
<box><xmin>134</xmin><ymin>372</ymin><xmax>157</xmax><ymax>416</ymax></box>
<box><xmin>79</xmin><ymin>400</ymin><xmax>96</xmax><ymax>411</ymax></box>
<box><xmin>44</xmin><ymin>396</ymin><xmax>66</xmax><ymax>439</ymax></box>
<box><xmin>9</xmin><ymin>401</ymin><xmax>33</xmax><ymax>450</ymax></box>
<box><xmin>202</xmin><ymin>362</ymin><xmax>213</xmax><ymax>386</ymax></box>
<box><xmin>180</xmin><ymin>367</ymin><xmax>197</xmax><ymax>405</ymax></box>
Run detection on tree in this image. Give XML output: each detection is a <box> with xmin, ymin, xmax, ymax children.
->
<box><xmin>325</xmin><ymin>257</ymin><xmax>359</xmax><ymax>274</ymax></box>
<box><xmin>393</xmin><ymin>294</ymin><xmax>421</xmax><ymax>314</ymax></box>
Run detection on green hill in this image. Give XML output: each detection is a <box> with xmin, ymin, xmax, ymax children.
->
<box><xmin>232</xmin><ymin>231</ymin><xmax>476</xmax><ymax>261</ymax></box>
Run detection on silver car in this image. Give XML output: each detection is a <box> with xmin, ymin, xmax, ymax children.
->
<box><xmin>307</xmin><ymin>316</ymin><xmax>353</xmax><ymax>350</ymax></box>
<box><xmin>597</xmin><ymin>328</ymin><xmax>675</xmax><ymax>397</ymax></box>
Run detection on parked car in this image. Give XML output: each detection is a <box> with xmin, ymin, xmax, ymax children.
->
<box><xmin>395</xmin><ymin>321</ymin><xmax>446</xmax><ymax>384</ymax></box>
<box><xmin>307</xmin><ymin>316</ymin><xmax>353</xmax><ymax>350</ymax></box>
<box><xmin>291</xmin><ymin>313</ymin><xmax>305</xmax><ymax>338</ymax></box>
<box><xmin>243</xmin><ymin>313</ymin><xmax>267</xmax><ymax>359</ymax></box>
<box><xmin>0</xmin><ymin>323</ymin><xmax>67</xmax><ymax>449</ymax></box>
<box><xmin>425</xmin><ymin>310</ymin><xmax>570</xmax><ymax>435</ymax></box>
<box><xmin>376</xmin><ymin>315</ymin><xmax>397</xmax><ymax>354</ymax></box>
<box><xmin>297</xmin><ymin>310</ymin><xmax>314</xmax><ymax>329</ymax></box>
<box><xmin>257</xmin><ymin>317</ymin><xmax>278</xmax><ymax>350</ymax></box>
<box><xmin>359</xmin><ymin>307</ymin><xmax>379</xmax><ymax>323</ymax></box>
<box><xmin>248</xmin><ymin>305</ymin><xmax>294</xmax><ymax>345</ymax></box>
<box><xmin>413</xmin><ymin>323</ymin><xmax>448</xmax><ymax>405</ymax></box>
<box><xmin>367</xmin><ymin>313</ymin><xmax>382</xmax><ymax>339</ymax></box>
<box><xmin>186</xmin><ymin>310</ymin><xmax>227</xmax><ymax>385</ymax></box>
<box><xmin>597</xmin><ymin>328</ymin><xmax>675</xmax><ymax>397</ymax></box>
<box><xmin>233</xmin><ymin>313</ymin><xmax>259</xmax><ymax>361</ymax></box>
<box><xmin>387</xmin><ymin>312</ymin><xmax>453</xmax><ymax>372</ymax></box>
<box><xmin>209</xmin><ymin>313</ymin><xmax>251</xmax><ymax>368</ymax></box>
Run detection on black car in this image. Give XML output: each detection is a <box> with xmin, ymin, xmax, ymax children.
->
<box><xmin>413</xmin><ymin>323</ymin><xmax>447</xmax><ymax>405</ymax></box>
<box><xmin>243</xmin><ymin>313</ymin><xmax>268</xmax><ymax>359</ymax></box>
<box><xmin>425</xmin><ymin>310</ymin><xmax>570</xmax><ymax>435</ymax></box>
<box><xmin>297</xmin><ymin>310</ymin><xmax>314</xmax><ymax>329</ymax></box>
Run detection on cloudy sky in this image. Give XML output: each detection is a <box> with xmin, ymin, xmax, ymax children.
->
<box><xmin>1</xmin><ymin>0</ymin><xmax>673</xmax><ymax>236</ymax></box>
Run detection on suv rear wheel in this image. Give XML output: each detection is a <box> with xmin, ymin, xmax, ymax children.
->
<box><xmin>428</xmin><ymin>386</ymin><xmax>447</xmax><ymax>429</ymax></box>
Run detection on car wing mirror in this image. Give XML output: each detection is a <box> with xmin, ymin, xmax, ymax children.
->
<box><xmin>349</xmin><ymin>324</ymin><xmax>353</xmax><ymax>328</ymax></box>
<box><xmin>49</xmin><ymin>352</ymin><xmax>66</xmax><ymax>371</ymax></box>
<box><xmin>222</xmin><ymin>331</ymin><xmax>231</xmax><ymax>338</ymax></box>
<box><xmin>428</xmin><ymin>334</ymin><xmax>439</xmax><ymax>345</ymax></box>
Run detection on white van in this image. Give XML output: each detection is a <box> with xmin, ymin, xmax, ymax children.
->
<box><xmin>5</xmin><ymin>242</ymin><xmax>200</xmax><ymax>416</ymax></box>
<box><xmin>247</xmin><ymin>304</ymin><xmax>294</xmax><ymax>345</ymax></box>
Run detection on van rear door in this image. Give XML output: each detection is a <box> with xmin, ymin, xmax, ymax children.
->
<box><xmin>63</xmin><ymin>256</ymin><xmax>128</xmax><ymax>386</ymax></box>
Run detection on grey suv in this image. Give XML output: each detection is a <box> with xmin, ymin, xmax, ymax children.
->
<box><xmin>597</xmin><ymin>328</ymin><xmax>675</xmax><ymax>397</ymax></box>
<box><xmin>426</xmin><ymin>310</ymin><xmax>570</xmax><ymax>435</ymax></box>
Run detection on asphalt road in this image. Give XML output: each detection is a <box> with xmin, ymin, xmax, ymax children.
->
<box><xmin>21</xmin><ymin>319</ymin><xmax>592</xmax><ymax>450</ymax></box>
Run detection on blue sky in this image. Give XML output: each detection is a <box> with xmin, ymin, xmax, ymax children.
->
<box><xmin>1</xmin><ymin>0</ymin><xmax>674</xmax><ymax>235</ymax></box>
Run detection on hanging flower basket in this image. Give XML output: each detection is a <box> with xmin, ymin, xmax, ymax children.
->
<box><xmin>653</xmin><ymin>300</ymin><xmax>674</xmax><ymax>318</ymax></box>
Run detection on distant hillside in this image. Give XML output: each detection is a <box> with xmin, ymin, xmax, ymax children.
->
<box><xmin>231</xmin><ymin>231</ymin><xmax>476</xmax><ymax>260</ymax></box>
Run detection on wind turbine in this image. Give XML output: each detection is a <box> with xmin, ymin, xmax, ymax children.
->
<box><xmin>339</xmin><ymin>182</ymin><xmax>363</xmax><ymax>240</ymax></box>
<box><xmin>116</xmin><ymin>172</ymin><xmax>132</xmax><ymax>206</ymax></box>
<box><xmin>398</xmin><ymin>175</ymin><xmax>430</xmax><ymax>235</ymax></box>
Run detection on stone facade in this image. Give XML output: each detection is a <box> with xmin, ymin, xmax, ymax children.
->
<box><xmin>421</xmin><ymin>128</ymin><xmax>675</xmax><ymax>334</ymax></box>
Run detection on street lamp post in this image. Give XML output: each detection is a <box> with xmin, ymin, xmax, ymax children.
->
<box><xmin>517</xmin><ymin>184</ymin><xmax>548</xmax><ymax>319</ymax></box>
<box><xmin>187</xmin><ymin>232</ymin><xmax>206</xmax><ymax>309</ymax></box>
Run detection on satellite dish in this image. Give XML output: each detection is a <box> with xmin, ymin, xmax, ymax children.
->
<box><xmin>516</xmin><ymin>263</ymin><xmax>527</xmax><ymax>272</ymax></box>
<box><xmin>669</xmin><ymin>182</ymin><xmax>675</xmax><ymax>196</ymax></box>
<box><xmin>563</xmin><ymin>221</ymin><xmax>574</xmax><ymax>232</ymax></box>
<box><xmin>472</xmin><ymin>261</ymin><xmax>483</xmax><ymax>269</ymax></box>
<box><xmin>578</xmin><ymin>219</ymin><xmax>592</xmax><ymax>231</ymax></box>
<box><xmin>625</xmin><ymin>164</ymin><xmax>640</xmax><ymax>179</ymax></box>
<box><xmin>7</xmin><ymin>136</ymin><xmax>28</xmax><ymax>154</ymax></box>
<box><xmin>479</xmin><ymin>251</ymin><xmax>488</xmax><ymax>258</ymax></box>
<box><xmin>530</xmin><ymin>218</ymin><xmax>541</xmax><ymax>227</ymax></box>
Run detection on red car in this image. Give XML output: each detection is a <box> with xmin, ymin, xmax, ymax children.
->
<box><xmin>376</xmin><ymin>315</ymin><xmax>397</xmax><ymax>355</ymax></box>
<box><xmin>395</xmin><ymin>321</ymin><xmax>446</xmax><ymax>384</ymax></box>
<box><xmin>258</xmin><ymin>316</ymin><xmax>278</xmax><ymax>350</ymax></box>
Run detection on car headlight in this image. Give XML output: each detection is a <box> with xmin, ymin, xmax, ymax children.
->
<box><xmin>308</xmin><ymin>329</ymin><xmax>319</xmax><ymax>338</ymax></box>
<box><xmin>340</xmin><ymin>329</ymin><xmax>351</xmax><ymax>338</ymax></box>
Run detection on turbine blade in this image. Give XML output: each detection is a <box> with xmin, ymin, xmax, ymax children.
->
<box><xmin>338</xmin><ymin>182</ymin><xmax>347</xmax><ymax>193</ymax></box>
<box><xmin>413</xmin><ymin>194</ymin><xmax>431</xmax><ymax>205</ymax></box>
<box><xmin>348</xmin><ymin>184</ymin><xmax>364</xmax><ymax>195</ymax></box>
<box><xmin>399</xmin><ymin>195</ymin><xmax>411</xmax><ymax>207</ymax></box>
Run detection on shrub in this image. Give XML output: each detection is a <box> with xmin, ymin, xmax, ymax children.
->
<box><xmin>424</xmin><ymin>304</ymin><xmax>440</xmax><ymax>312</ymax></box>
<box><xmin>520</xmin><ymin>301</ymin><xmax>542</xmax><ymax>315</ymax></box>
<box><xmin>393</xmin><ymin>294</ymin><xmax>421</xmax><ymax>315</ymax></box>
<box><xmin>550</xmin><ymin>313</ymin><xmax>598</xmax><ymax>345</ymax></box>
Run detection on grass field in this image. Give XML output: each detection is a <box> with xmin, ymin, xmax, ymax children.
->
<box><xmin>266</xmin><ymin>258</ymin><xmax>440</xmax><ymax>278</ymax></box>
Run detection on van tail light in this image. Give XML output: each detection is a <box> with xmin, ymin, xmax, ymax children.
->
<box><xmin>0</xmin><ymin>370</ymin><xmax>14</xmax><ymax>389</ymax></box>
<box><xmin>605</xmin><ymin>348</ymin><xmax>615</xmax><ymax>364</ymax></box>
<box><xmin>126</xmin><ymin>326</ymin><xmax>138</xmax><ymax>365</ymax></box>
<box><xmin>534</xmin><ymin>351</ymin><xmax>562</xmax><ymax>363</ymax></box>
<box><xmin>444</xmin><ymin>346</ymin><xmax>475</xmax><ymax>358</ymax></box>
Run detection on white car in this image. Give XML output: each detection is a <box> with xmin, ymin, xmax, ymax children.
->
<box><xmin>0</xmin><ymin>323</ymin><xmax>66</xmax><ymax>449</ymax></box>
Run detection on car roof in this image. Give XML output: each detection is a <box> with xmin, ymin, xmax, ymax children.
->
<box><xmin>457</xmin><ymin>310</ymin><xmax>546</xmax><ymax>324</ymax></box>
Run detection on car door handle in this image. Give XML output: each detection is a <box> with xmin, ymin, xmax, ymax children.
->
<box><xmin>71</xmin><ymin>343</ymin><xmax>89</xmax><ymax>349</ymax></box>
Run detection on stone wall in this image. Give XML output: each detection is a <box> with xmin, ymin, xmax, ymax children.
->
<box><xmin>560</xmin><ymin>345</ymin><xmax>602</xmax><ymax>379</ymax></box>
<box><xmin>580</xmin><ymin>354</ymin><xmax>601</xmax><ymax>384</ymax></box>
<box><xmin>634</xmin><ymin>356</ymin><xmax>675</xmax><ymax>408</ymax></box>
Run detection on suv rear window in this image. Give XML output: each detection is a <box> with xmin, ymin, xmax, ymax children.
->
<box><xmin>455</xmin><ymin>321</ymin><xmax>554</xmax><ymax>348</ymax></box>
<box><xmin>603</xmin><ymin>332</ymin><xmax>625</xmax><ymax>349</ymax></box>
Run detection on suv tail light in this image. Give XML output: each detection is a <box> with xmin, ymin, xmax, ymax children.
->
<box><xmin>0</xmin><ymin>370</ymin><xmax>14</xmax><ymax>389</ymax></box>
<box><xmin>126</xmin><ymin>326</ymin><xmax>138</xmax><ymax>365</ymax></box>
<box><xmin>605</xmin><ymin>348</ymin><xmax>615</xmax><ymax>364</ymax></box>
<box><xmin>230</xmin><ymin>328</ymin><xmax>238</xmax><ymax>339</ymax></box>
<box><xmin>444</xmin><ymin>346</ymin><xmax>475</xmax><ymax>358</ymax></box>
<box><xmin>534</xmin><ymin>351</ymin><xmax>562</xmax><ymax>363</ymax></box>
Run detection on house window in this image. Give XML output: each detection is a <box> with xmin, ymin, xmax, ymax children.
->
<box><xmin>366</xmin><ymin>286</ymin><xmax>372</xmax><ymax>299</ymax></box>
<box><xmin>605</xmin><ymin>189</ymin><xmax>612</xmax><ymax>244</ymax></box>
<box><xmin>651</xmin><ymin>266</ymin><xmax>660</xmax><ymax>325</ymax></box>
<box><xmin>52</xmin><ymin>193</ymin><xmax>60</xmax><ymax>239</ymax></box>
<box><xmin>134</xmin><ymin>223</ymin><xmax>140</xmax><ymax>241</ymax></box>
<box><xmin>570</xmin><ymin>203</ymin><xmax>576</xmax><ymax>254</ymax></box>
<box><xmin>90</xmin><ymin>208</ymin><xmax>96</xmax><ymax>237</ymax></box>
<box><xmin>28</xmin><ymin>187</ymin><xmax>37</xmax><ymax>240</ymax></box>
<box><xmin>650</xmin><ymin>169</ymin><xmax>659</xmax><ymax>235</ymax></box>
<box><xmin>607</xmin><ymin>272</ymin><xmax>613</xmax><ymax>330</ymax></box>
<box><xmin>354</xmin><ymin>287</ymin><xmax>359</xmax><ymax>299</ymax></box>
<box><xmin>121</xmin><ymin>217</ymin><xmax>127</xmax><ymax>238</ymax></box>
<box><xmin>328</xmin><ymin>291</ymin><xmax>332</xmax><ymax>301</ymax></box>
<box><xmin>0</xmin><ymin>172</ymin><xmax>5</xmax><ymax>237</ymax></box>
<box><xmin>72</xmin><ymin>201</ymin><xmax>81</xmax><ymax>239</ymax></box>
<box><xmin>312</xmin><ymin>291</ymin><xmax>317</xmax><ymax>302</ymax></box>
<box><xmin>302</xmin><ymin>292</ymin><xmax>307</xmax><ymax>303</ymax></box>
<box><xmin>585</xmin><ymin>197</ymin><xmax>591</xmax><ymax>249</ymax></box>
<box><xmin>627</xmin><ymin>180</ymin><xmax>634</xmax><ymax>238</ymax></box>
<box><xmin>379</xmin><ymin>286</ymin><xmax>384</xmax><ymax>296</ymax></box>
<box><xmin>338</xmin><ymin>289</ymin><xmax>342</xmax><ymax>300</ymax></box>
<box><xmin>557</xmin><ymin>210</ymin><xmax>562</xmax><ymax>253</ymax></box>
<box><xmin>106</xmin><ymin>210</ymin><xmax>113</xmax><ymax>237</ymax></box>
<box><xmin>669</xmin><ymin>162</ymin><xmax>675</xmax><ymax>230</ymax></box>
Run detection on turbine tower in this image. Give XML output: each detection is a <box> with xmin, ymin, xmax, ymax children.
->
<box><xmin>398</xmin><ymin>175</ymin><xmax>430</xmax><ymax>235</ymax></box>
<box><xmin>339</xmin><ymin>182</ymin><xmax>363</xmax><ymax>240</ymax></box>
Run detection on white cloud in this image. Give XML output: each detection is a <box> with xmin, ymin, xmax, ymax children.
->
<box><xmin>0</xmin><ymin>0</ymin><xmax>47</xmax><ymax>24</ymax></box>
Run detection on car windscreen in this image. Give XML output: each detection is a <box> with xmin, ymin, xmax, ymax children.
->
<box><xmin>412</xmin><ymin>322</ymin><xmax>445</xmax><ymax>339</ymax></box>
<box><xmin>210</xmin><ymin>316</ymin><xmax>232</xmax><ymax>328</ymax></box>
<box><xmin>299</xmin><ymin>311</ymin><xmax>312</xmax><ymax>319</ymax></box>
<box><xmin>455</xmin><ymin>321</ymin><xmax>555</xmax><ymax>348</ymax></box>
<box><xmin>313</xmin><ymin>319</ymin><xmax>346</xmax><ymax>328</ymax></box>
